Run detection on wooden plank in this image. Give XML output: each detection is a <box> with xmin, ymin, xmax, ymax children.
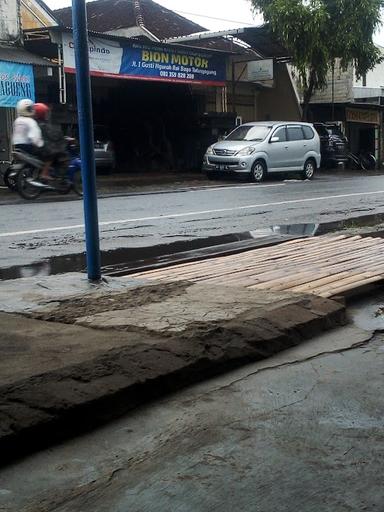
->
<box><xmin>143</xmin><ymin>247</ymin><xmax>384</xmax><ymax>286</ymax></box>
<box><xmin>155</xmin><ymin>238</ymin><xmax>382</xmax><ymax>283</ymax></box>
<box><xmin>321</xmin><ymin>276</ymin><xmax>384</xmax><ymax>298</ymax></box>
<box><xmin>128</xmin><ymin>235</ymin><xmax>358</xmax><ymax>279</ymax></box>
<box><xmin>128</xmin><ymin>234</ymin><xmax>384</xmax><ymax>299</ymax></box>
<box><xmin>307</xmin><ymin>268</ymin><xmax>384</xmax><ymax>294</ymax></box>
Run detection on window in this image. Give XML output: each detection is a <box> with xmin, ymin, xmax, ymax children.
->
<box><xmin>226</xmin><ymin>125</ymin><xmax>272</xmax><ymax>141</ymax></box>
<box><xmin>314</xmin><ymin>124</ymin><xmax>328</xmax><ymax>137</ymax></box>
<box><xmin>303</xmin><ymin>126</ymin><xmax>315</xmax><ymax>140</ymax></box>
<box><xmin>272</xmin><ymin>126</ymin><xmax>287</xmax><ymax>142</ymax></box>
<box><xmin>287</xmin><ymin>126</ymin><xmax>304</xmax><ymax>141</ymax></box>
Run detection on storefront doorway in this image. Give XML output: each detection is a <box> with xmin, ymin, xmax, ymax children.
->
<box><xmin>59</xmin><ymin>74</ymin><xmax>215</xmax><ymax>172</ymax></box>
<box><xmin>346</xmin><ymin>107</ymin><xmax>381</xmax><ymax>163</ymax></box>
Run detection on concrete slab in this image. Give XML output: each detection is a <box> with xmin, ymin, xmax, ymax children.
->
<box><xmin>74</xmin><ymin>284</ymin><xmax>314</xmax><ymax>334</ymax></box>
<box><xmin>0</xmin><ymin>273</ymin><xmax>144</xmax><ymax>314</ymax></box>
<box><xmin>0</xmin><ymin>324</ymin><xmax>377</xmax><ymax>512</ymax></box>
<box><xmin>0</xmin><ymin>273</ymin><xmax>346</xmax><ymax>463</ymax></box>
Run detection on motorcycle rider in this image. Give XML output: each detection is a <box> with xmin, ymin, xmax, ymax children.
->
<box><xmin>34</xmin><ymin>102</ymin><xmax>67</xmax><ymax>181</ymax></box>
<box><xmin>12</xmin><ymin>99</ymin><xmax>44</xmax><ymax>155</ymax></box>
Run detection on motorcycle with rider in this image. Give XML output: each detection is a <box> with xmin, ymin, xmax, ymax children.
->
<box><xmin>8</xmin><ymin>99</ymin><xmax>82</xmax><ymax>199</ymax></box>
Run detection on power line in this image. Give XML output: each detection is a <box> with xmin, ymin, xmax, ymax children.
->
<box><xmin>172</xmin><ymin>10</ymin><xmax>255</xmax><ymax>27</ymax></box>
<box><xmin>48</xmin><ymin>0</ymin><xmax>257</xmax><ymax>27</ymax></box>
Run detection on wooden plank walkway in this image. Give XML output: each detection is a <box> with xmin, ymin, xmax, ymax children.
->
<box><xmin>129</xmin><ymin>235</ymin><xmax>384</xmax><ymax>298</ymax></box>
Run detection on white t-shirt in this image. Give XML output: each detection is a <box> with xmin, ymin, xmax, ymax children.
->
<box><xmin>12</xmin><ymin>117</ymin><xmax>44</xmax><ymax>148</ymax></box>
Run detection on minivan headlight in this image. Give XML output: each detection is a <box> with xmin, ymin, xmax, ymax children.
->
<box><xmin>206</xmin><ymin>145</ymin><xmax>214</xmax><ymax>155</ymax></box>
<box><xmin>236</xmin><ymin>146</ymin><xmax>256</xmax><ymax>156</ymax></box>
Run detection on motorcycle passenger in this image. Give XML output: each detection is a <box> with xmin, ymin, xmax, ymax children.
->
<box><xmin>12</xmin><ymin>99</ymin><xmax>44</xmax><ymax>156</ymax></box>
<box><xmin>34</xmin><ymin>103</ymin><xmax>67</xmax><ymax>182</ymax></box>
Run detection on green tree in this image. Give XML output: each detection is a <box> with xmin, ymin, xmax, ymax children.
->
<box><xmin>249</xmin><ymin>0</ymin><xmax>383</xmax><ymax>119</ymax></box>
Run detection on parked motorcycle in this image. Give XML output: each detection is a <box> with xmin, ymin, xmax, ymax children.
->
<box><xmin>347</xmin><ymin>151</ymin><xmax>376</xmax><ymax>171</ymax></box>
<box><xmin>12</xmin><ymin>139</ymin><xmax>82</xmax><ymax>200</ymax></box>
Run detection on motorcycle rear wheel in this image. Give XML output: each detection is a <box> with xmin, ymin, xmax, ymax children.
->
<box><xmin>3</xmin><ymin>167</ymin><xmax>18</xmax><ymax>191</ymax></box>
<box><xmin>360</xmin><ymin>153</ymin><xmax>376</xmax><ymax>171</ymax></box>
<box><xmin>17</xmin><ymin>167</ymin><xmax>42</xmax><ymax>200</ymax></box>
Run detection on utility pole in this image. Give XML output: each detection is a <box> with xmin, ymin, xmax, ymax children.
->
<box><xmin>72</xmin><ymin>0</ymin><xmax>101</xmax><ymax>281</ymax></box>
<box><xmin>331</xmin><ymin>61</ymin><xmax>335</xmax><ymax>122</ymax></box>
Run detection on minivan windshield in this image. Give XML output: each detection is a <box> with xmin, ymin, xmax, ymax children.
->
<box><xmin>226</xmin><ymin>125</ymin><xmax>271</xmax><ymax>142</ymax></box>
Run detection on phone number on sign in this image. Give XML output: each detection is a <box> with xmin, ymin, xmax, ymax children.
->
<box><xmin>160</xmin><ymin>71</ymin><xmax>195</xmax><ymax>79</ymax></box>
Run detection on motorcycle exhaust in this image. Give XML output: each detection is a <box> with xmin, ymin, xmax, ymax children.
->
<box><xmin>27</xmin><ymin>179</ymin><xmax>55</xmax><ymax>190</ymax></box>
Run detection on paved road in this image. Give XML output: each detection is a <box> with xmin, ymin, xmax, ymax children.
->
<box><xmin>0</xmin><ymin>318</ymin><xmax>382</xmax><ymax>512</ymax></box>
<box><xmin>1</xmin><ymin>173</ymin><xmax>384</xmax><ymax>270</ymax></box>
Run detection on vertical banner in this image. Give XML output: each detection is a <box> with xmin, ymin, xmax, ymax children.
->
<box><xmin>0</xmin><ymin>61</ymin><xmax>35</xmax><ymax>107</ymax></box>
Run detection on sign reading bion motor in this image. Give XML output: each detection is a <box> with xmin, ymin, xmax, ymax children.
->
<box><xmin>62</xmin><ymin>33</ymin><xmax>227</xmax><ymax>86</ymax></box>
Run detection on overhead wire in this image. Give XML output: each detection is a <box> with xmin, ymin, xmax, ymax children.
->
<box><xmin>47</xmin><ymin>0</ymin><xmax>257</xmax><ymax>27</ymax></box>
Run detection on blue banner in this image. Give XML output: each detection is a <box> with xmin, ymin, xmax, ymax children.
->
<box><xmin>119</xmin><ymin>43</ymin><xmax>227</xmax><ymax>86</ymax></box>
<box><xmin>0</xmin><ymin>60</ymin><xmax>35</xmax><ymax>108</ymax></box>
<box><xmin>63</xmin><ymin>34</ymin><xmax>227</xmax><ymax>86</ymax></box>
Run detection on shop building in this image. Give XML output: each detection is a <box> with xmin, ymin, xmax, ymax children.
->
<box><xmin>0</xmin><ymin>0</ymin><xmax>56</xmax><ymax>174</ymax></box>
<box><xmin>14</xmin><ymin>0</ymin><xmax>300</xmax><ymax>173</ymax></box>
<box><xmin>308</xmin><ymin>55</ymin><xmax>384</xmax><ymax>166</ymax></box>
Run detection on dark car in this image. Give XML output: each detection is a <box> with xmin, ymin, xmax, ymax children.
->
<box><xmin>313</xmin><ymin>123</ymin><xmax>348</xmax><ymax>168</ymax></box>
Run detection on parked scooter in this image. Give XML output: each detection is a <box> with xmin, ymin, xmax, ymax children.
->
<box><xmin>12</xmin><ymin>138</ymin><xmax>82</xmax><ymax>200</ymax></box>
<box><xmin>347</xmin><ymin>151</ymin><xmax>376</xmax><ymax>171</ymax></box>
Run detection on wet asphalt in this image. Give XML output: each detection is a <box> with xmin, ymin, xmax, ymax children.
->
<box><xmin>1</xmin><ymin>173</ymin><xmax>384</xmax><ymax>273</ymax></box>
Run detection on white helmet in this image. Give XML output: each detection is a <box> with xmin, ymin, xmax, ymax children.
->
<box><xmin>16</xmin><ymin>99</ymin><xmax>35</xmax><ymax>117</ymax></box>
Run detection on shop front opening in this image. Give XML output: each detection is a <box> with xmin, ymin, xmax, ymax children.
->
<box><xmin>59</xmin><ymin>74</ymin><xmax>234</xmax><ymax>173</ymax></box>
<box><xmin>94</xmin><ymin>79</ymin><xmax>204</xmax><ymax>172</ymax></box>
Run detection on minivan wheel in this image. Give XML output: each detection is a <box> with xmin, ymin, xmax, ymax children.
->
<box><xmin>302</xmin><ymin>159</ymin><xmax>316</xmax><ymax>180</ymax></box>
<box><xmin>251</xmin><ymin>160</ymin><xmax>267</xmax><ymax>182</ymax></box>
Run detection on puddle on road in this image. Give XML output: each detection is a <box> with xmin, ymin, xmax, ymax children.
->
<box><xmin>1</xmin><ymin>224</ymin><xmax>317</xmax><ymax>281</ymax></box>
<box><xmin>349</xmin><ymin>293</ymin><xmax>384</xmax><ymax>331</ymax></box>
<box><xmin>2</xmin><ymin>213</ymin><xmax>384</xmax><ymax>281</ymax></box>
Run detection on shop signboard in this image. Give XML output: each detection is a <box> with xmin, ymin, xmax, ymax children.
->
<box><xmin>247</xmin><ymin>59</ymin><xmax>274</xmax><ymax>82</ymax></box>
<box><xmin>62</xmin><ymin>33</ymin><xmax>227</xmax><ymax>86</ymax></box>
<box><xmin>346</xmin><ymin>108</ymin><xmax>380</xmax><ymax>125</ymax></box>
<box><xmin>0</xmin><ymin>61</ymin><xmax>35</xmax><ymax>108</ymax></box>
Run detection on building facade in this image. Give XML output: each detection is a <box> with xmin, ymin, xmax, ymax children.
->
<box><xmin>308</xmin><ymin>55</ymin><xmax>384</xmax><ymax>166</ymax></box>
<box><xmin>2</xmin><ymin>0</ymin><xmax>301</xmax><ymax>174</ymax></box>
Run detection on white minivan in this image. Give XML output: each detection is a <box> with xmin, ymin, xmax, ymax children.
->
<box><xmin>203</xmin><ymin>121</ymin><xmax>321</xmax><ymax>182</ymax></box>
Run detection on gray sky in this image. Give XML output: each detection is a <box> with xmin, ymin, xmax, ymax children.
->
<box><xmin>46</xmin><ymin>0</ymin><xmax>384</xmax><ymax>45</ymax></box>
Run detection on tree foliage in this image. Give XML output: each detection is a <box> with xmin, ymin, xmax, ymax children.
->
<box><xmin>249</xmin><ymin>0</ymin><xmax>384</xmax><ymax>118</ymax></box>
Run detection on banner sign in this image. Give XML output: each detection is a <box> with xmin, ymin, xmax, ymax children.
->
<box><xmin>62</xmin><ymin>33</ymin><xmax>227</xmax><ymax>86</ymax></box>
<box><xmin>247</xmin><ymin>59</ymin><xmax>273</xmax><ymax>82</ymax></box>
<box><xmin>346</xmin><ymin>107</ymin><xmax>380</xmax><ymax>125</ymax></box>
<box><xmin>0</xmin><ymin>60</ymin><xmax>35</xmax><ymax>108</ymax></box>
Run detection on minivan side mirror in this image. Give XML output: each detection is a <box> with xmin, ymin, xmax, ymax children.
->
<box><xmin>270</xmin><ymin>136</ymin><xmax>280</xmax><ymax>143</ymax></box>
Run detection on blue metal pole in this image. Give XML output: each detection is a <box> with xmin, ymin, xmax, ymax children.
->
<box><xmin>72</xmin><ymin>0</ymin><xmax>101</xmax><ymax>281</ymax></box>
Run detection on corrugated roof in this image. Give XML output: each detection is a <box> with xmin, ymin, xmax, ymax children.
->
<box><xmin>54</xmin><ymin>0</ymin><xmax>206</xmax><ymax>40</ymax></box>
<box><xmin>0</xmin><ymin>44</ymin><xmax>53</xmax><ymax>66</ymax></box>
<box><xmin>166</xmin><ymin>26</ymin><xmax>290</xmax><ymax>60</ymax></box>
<box><xmin>237</xmin><ymin>26</ymin><xmax>290</xmax><ymax>60</ymax></box>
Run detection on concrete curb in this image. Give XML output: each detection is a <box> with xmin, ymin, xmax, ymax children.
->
<box><xmin>0</xmin><ymin>294</ymin><xmax>346</xmax><ymax>464</ymax></box>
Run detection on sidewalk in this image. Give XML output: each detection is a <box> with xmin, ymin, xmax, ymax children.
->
<box><xmin>0</xmin><ymin>272</ymin><xmax>345</xmax><ymax>462</ymax></box>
